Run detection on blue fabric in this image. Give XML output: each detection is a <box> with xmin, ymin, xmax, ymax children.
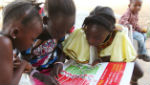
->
<box><xmin>25</xmin><ymin>48</ymin><xmax>32</xmax><ymax>54</ymax></box>
<box><xmin>30</xmin><ymin>55</ymin><xmax>46</xmax><ymax>64</ymax></box>
<box><xmin>133</xmin><ymin>31</ymin><xmax>147</xmax><ymax>55</ymax></box>
<box><xmin>41</xmin><ymin>56</ymin><xmax>58</xmax><ymax>68</ymax></box>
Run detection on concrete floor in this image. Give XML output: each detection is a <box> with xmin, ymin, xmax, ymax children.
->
<box><xmin>137</xmin><ymin>59</ymin><xmax>150</xmax><ymax>85</ymax></box>
<box><xmin>138</xmin><ymin>38</ymin><xmax>150</xmax><ymax>85</ymax></box>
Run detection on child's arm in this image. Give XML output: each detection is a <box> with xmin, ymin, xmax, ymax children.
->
<box><xmin>0</xmin><ymin>37</ymin><xmax>13</xmax><ymax>85</ymax></box>
<box><xmin>0</xmin><ymin>37</ymin><xmax>28</xmax><ymax>85</ymax></box>
<box><xmin>50</xmin><ymin>52</ymin><xmax>65</xmax><ymax>78</ymax></box>
<box><xmin>0</xmin><ymin>37</ymin><xmax>26</xmax><ymax>85</ymax></box>
<box><xmin>12</xmin><ymin>60</ymin><xmax>28</xmax><ymax>84</ymax></box>
<box><xmin>13</xmin><ymin>57</ymin><xmax>32</xmax><ymax>73</ymax></box>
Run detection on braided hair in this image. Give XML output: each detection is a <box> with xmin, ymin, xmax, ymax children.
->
<box><xmin>2</xmin><ymin>0</ymin><xmax>41</xmax><ymax>28</ymax></box>
<box><xmin>82</xmin><ymin>6</ymin><xmax>116</xmax><ymax>32</ymax></box>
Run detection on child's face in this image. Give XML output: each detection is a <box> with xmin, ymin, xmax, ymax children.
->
<box><xmin>85</xmin><ymin>24</ymin><xmax>110</xmax><ymax>47</ymax></box>
<box><xmin>14</xmin><ymin>18</ymin><xmax>42</xmax><ymax>51</ymax></box>
<box><xmin>47</xmin><ymin>15</ymin><xmax>75</xmax><ymax>40</ymax></box>
<box><xmin>129</xmin><ymin>0</ymin><xmax>142</xmax><ymax>14</ymax></box>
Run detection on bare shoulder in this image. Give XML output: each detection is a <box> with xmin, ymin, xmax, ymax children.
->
<box><xmin>0</xmin><ymin>35</ymin><xmax>12</xmax><ymax>46</ymax></box>
<box><xmin>0</xmin><ymin>35</ymin><xmax>13</xmax><ymax>61</ymax></box>
<box><xmin>0</xmin><ymin>35</ymin><xmax>13</xmax><ymax>84</ymax></box>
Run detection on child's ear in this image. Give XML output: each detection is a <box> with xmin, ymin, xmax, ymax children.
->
<box><xmin>10</xmin><ymin>27</ymin><xmax>19</xmax><ymax>39</ymax></box>
<box><xmin>43</xmin><ymin>16</ymin><xmax>49</xmax><ymax>25</ymax></box>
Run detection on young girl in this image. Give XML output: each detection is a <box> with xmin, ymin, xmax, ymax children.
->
<box><xmin>22</xmin><ymin>0</ymin><xmax>76</xmax><ymax>85</ymax></box>
<box><xmin>0</xmin><ymin>1</ymin><xmax>42</xmax><ymax>85</ymax></box>
<box><xmin>63</xmin><ymin>6</ymin><xmax>142</xmax><ymax>85</ymax></box>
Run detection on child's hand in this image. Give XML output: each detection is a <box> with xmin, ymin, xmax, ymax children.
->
<box><xmin>50</xmin><ymin>62</ymin><xmax>63</xmax><ymax>78</ymax></box>
<box><xmin>43</xmin><ymin>76</ymin><xmax>59</xmax><ymax>85</ymax></box>
<box><xmin>21</xmin><ymin>55</ymin><xmax>33</xmax><ymax>62</ymax></box>
<box><xmin>33</xmin><ymin>72</ymin><xmax>59</xmax><ymax>85</ymax></box>
<box><xmin>140</xmin><ymin>28</ymin><xmax>147</xmax><ymax>33</ymax></box>
<box><xmin>13</xmin><ymin>57</ymin><xmax>21</xmax><ymax>69</ymax></box>
<box><xmin>92</xmin><ymin>59</ymin><xmax>102</xmax><ymax>66</ymax></box>
<box><xmin>24</xmin><ymin>63</ymin><xmax>32</xmax><ymax>73</ymax></box>
<box><xmin>14</xmin><ymin>58</ymin><xmax>32</xmax><ymax>73</ymax></box>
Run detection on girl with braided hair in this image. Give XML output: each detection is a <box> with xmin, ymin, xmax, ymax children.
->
<box><xmin>63</xmin><ymin>6</ymin><xmax>136</xmax><ymax>63</ymax></box>
<box><xmin>63</xmin><ymin>6</ymin><xmax>143</xmax><ymax>85</ymax></box>
<box><xmin>20</xmin><ymin>0</ymin><xmax>76</xmax><ymax>85</ymax></box>
<box><xmin>0</xmin><ymin>0</ymin><xmax>42</xmax><ymax>85</ymax></box>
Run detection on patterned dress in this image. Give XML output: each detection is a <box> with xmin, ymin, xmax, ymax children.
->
<box><xmin>30</xmin><ymin>38</ymin><xmax>64</xmax><ymax>72</ymax></box>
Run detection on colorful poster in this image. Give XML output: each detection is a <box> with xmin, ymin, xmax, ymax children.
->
<box><xmin>97</xmin><ymin>62</ymin><xmax>126</xmax><ymax>85</ymax></box>
<box><xmin>58</xmin><ymin>61</ymin><xmax>134</xmax><ymax>85</ymax></box>
<box><xmin>58</xmin><ymin>63</ymin><xmax>101</xmax><ymax>85</ymax></box>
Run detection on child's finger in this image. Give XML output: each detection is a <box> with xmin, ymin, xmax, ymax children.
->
<box><xmin>14</xmin><ymin>60</ymin><xmax>21</xmax><ymax>63</ymax></box>
<box><xmin>56</xmin><ymin>69</ymin><xmax>59</xmax><ymax>78</ymax></box>
<box><xmin>14</xmin><ymin>62</ymin><xmax>21</xmax><ymax>68</ymax></box>
<box><xmin>92</xmin><ymin>61</ymin><xmax>98</xmax><ymax>66</ymax></box>
<box><xmin>49</xmin><ymin>73</ymin><xmax>59</xmax><ymax>85</ymax></box>
<box><xmin>14</xmin><ymin>62</ymin><xmax>21</xmax><ymax>65</ymax></box>
<box><xmin>55</xmin><ymin>73</ymin><xmax>58</xmax><ymax>78</ymax></box>
<box><xmin>51</xmin><ymin>78</ymin><xmax>59</xmax><ymax>85</ymax></box>
<box><xmin>54</xmin><ymin>78</ymin><xmax>60</xmax><ymax>85</ymax></box>
<box><xmin>13</xmin><ymin>57</ymin><xmax>21</xmax><ymax>62</ymax></box>
<box><xmin>50</xmin><ymin>71</ymin><xmax>55</xmax><ymax>77</ymax></box>
<box><xmin>24</xmin><ymin>70</ymin><xmax>29</xmax><ymax>73</ymax></box>
<box><xmin>56</xmin><ymin>80</ymin><xmax>60</xmax><ymax>85</ymax></box>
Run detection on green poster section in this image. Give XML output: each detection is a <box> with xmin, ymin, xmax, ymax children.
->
<box><xmin>65</xmin><ymin>63</ymin><xmax>101</xmax><ymax>75</ymax></box>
